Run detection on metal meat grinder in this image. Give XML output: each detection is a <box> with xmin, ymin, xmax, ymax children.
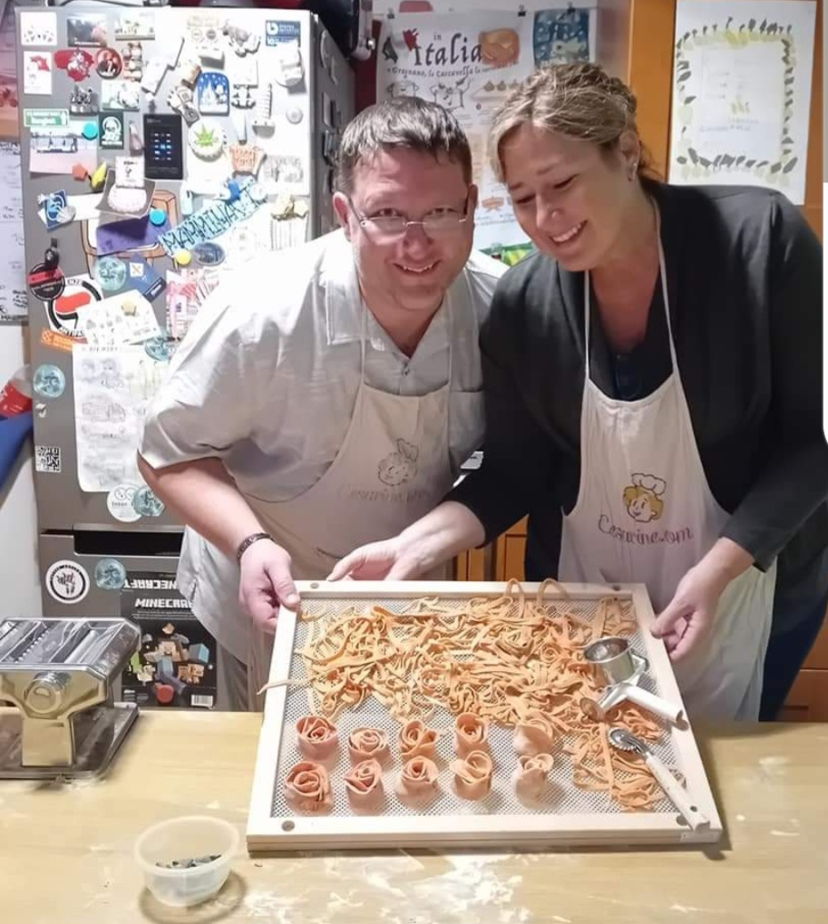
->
<box><xmin>0</xmin><ymin>618</ymin><xmax>140</xmax><ymax>779</ymax></box>
<box><xmin>580</xmin><ymin>635</ymin><xmax>685</xmax><ymax>725</ymax></box>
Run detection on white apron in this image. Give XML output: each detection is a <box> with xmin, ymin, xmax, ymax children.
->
<box><xmin>226</xmin><ymin>297</ymin><xmax>476</xmax><ymax>705</ymax></box>
<box><xmin>557</xmin><ymin>228</ymin><xmax>776</xmax><ymax>720</ymax></box>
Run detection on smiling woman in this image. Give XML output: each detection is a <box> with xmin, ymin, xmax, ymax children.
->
<box><xmin>332</xmin><ymin>63</ymin><xmax>827</xmax><ymax>725</ymax></box>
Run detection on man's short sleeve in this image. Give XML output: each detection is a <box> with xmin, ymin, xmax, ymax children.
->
<box><xmin>139</xmin><ymin>273</ymin><xmax>266</xmax><ymax>470</ymax></box>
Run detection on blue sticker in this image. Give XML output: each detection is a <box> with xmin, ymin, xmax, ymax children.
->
<box><xmin>93</xmin><ymin>255</ymin><xmax>128</xmax><ymax>292</ymax></box>
<box><xmin>95</xmin><ymin>557</ymin><xmax>127</xmax><ymax>590</ymax></box>
<box><xmin>266</xmin><ymin>20</ymin><xmax>301</xmax><ymax>45</ymax></box>
<box><xmin>42</xmin><ymin>190</ymin><xmax>69</xmax><ymax>230</ymax></box>
<box><xmin>195</xmin><ymin>71</ymin><xmax>230</xmax><ymax>116</ymax></box>
<box><xmin>192</xmin><ymin>241</ymin><xmax>225</xmax><ymax>266</ymax></box>
<box><xmin>33</xmin><ymin>364</ymin><xmax>66</xmax><ymax>399</ymax></box>
<box><xmin>144</xmin><ymin>336</ymin><xmax>177</xmax><ymax>363</ymax></box>
<box><xmin>132</xmin><ymin>485</ymin><xmax>165</xmax><ymax>517</ymax></box>
<box><xmin>533</xmin><ymin>9</ymin><xmax>590</xmax><ymax>66</ymax></box>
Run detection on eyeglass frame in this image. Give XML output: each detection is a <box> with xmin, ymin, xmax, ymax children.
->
<box><xmin>344</xmin><ymin>190</ymin><xmax>473</xmax><ymax>238</ymax></box>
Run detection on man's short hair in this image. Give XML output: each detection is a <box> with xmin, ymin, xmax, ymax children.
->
<box><xmin>334</xmin><ymin>96</ymin><xmax>473</xmax><ymax>194</ymax></box>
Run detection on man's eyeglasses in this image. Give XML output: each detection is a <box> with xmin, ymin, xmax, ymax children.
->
<box><xmin>346</xmin><ymin>193</ymin><xmax>471</xmax><ymax>240</ymax></box>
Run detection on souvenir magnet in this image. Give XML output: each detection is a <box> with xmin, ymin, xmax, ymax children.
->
<box><xmin>274</xmin><ymin>42</ymin><xmax>304</xmax><ymax>88</ymax></box>
<box><xmin>231</xmin><ymin>109</ymin><xmax>247</xmax><ymax>143</ymax></box>
<box><xmin>33</xmin><ymin>363</ymin><xmax>66</xmax><ymax>399</ymax></box>
<box><xmin>132</xmin><ymin>485</ymin><xmax>165</xmax><ymax>517</ymax></box>
<box><xmin>90</xmin><ymin>162</ymin><xmax>108</xmax><ymax>190</ymax></box>
<box><xmin>128</xmin><ymin>121</ymin><xmax>144</xmax><ymax>155</ymax></box>
<box><xmin>188</xmin><ymin>118</ymin><xmax>224</xmax><ymax>160</ymax></box>
<box><xmin>115</xmin><ymin>156</ymin><xmax>145</xmax><ymax>189</ymax></box>
<box><xmin>196</xmin><ymin>71</ymin><xmax>230</xmax><ymax>115</ymax></box>
<box><xmin>252</xmin><ymin>84</ymin><xmax>274</xmax><ymax>134</ymax></box>
<box><xmin>167</xmin><ymin>85</ymin><xmax>199</xmax><ymax>125</ymax></box>
<box><xmin>223</xmin><ymin>21</ymin><xmax>260</xmax><ymax>55</ymax></box>
<box><xmin>107</xmin><ymin>484</ymin><xmax>142</xmax><ymax>523</ymax></box>
<box><xmin>231</xmin><ymin>84</ymin><xmax>255</xmax><ymax>109</ymax></box>
<box><xmin>45</xmin><ymin>559</ymin><xmax>90</xmax><ymax>604</ymax></box>
<box><xmin>54</xmin><ymin>48</ymin><xmax>94</xmax><ymax>82</ymax></box>
<box><xmin>19</xmin><ymin>11</ymin><xmax>58</xmax><ymax>47</ymax></box>
<box><xmin>229</xmin><ymin>144</ymin><xmax>264</xmax><ymax>175</ymax></box>
<box><xmin>99</xmin><ymin>112</ymin><xmax>124</xmax><ymax>149</ymax></box>
<box><xmin>143</xmin><ymin>113</ymin><xmax>184</xmax><ymax>179</ymax></box>
<box><xmin>28</xmin><ymin>240</ymin><xmax>64</xmax><ymax>302</ymax></box>
<box><xmin>95</xmin><ymin>557</ymin><xmax>127</xmax><ymax>590</ymax></box>
<box><xmin>174</xmin><ymin>57</ymin><xmax>201</xmax><ymax>89</ymax></box>
<box><xmin>67</xmin><ymin>16</ymin><xmax>108</xmax><ymax>47</ymax></box>
<box><xmin>96</xmin><ymin>47</ymin><xmax>122</xmax><ymax>79</ymax></box>
<box><xmin>23</xmin><ymin>52</ymin><xmax>53</xmax><ymax>95</ymax></box>
<box><xmin>122</xmin><ymin>43</ymin><xmax>144</xmax><ymax>81</ymax></box>
<box><xmin>69</xmin><ymin>86</ymin><xmax>97</xmax><ymax>115</ymax></box>
<box><xmin>144</xmin><ymin>336</ymin><xmax>176</xmax><ymax>362</ymax></box>
<box><xmin>101</xmin><ymin>80</ymin><xmax>141</xmax><ymax>110</ymax></box>
<box><xmin>140</xmin><ymin>58</ymin><xmax>167</xmax><ymax>95</ymax></box>
<box><xmin>115</xmin><ymin>14</ymin><xmax>156</xmax><ymax>41</ymax></box>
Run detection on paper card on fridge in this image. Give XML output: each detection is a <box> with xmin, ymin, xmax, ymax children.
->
<box><xmin>75</xmin><ymin>291</ymin><xmax>161</xmax><ymax>348</ymax></box>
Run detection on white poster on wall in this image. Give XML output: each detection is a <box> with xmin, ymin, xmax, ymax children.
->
<box><xmin>669</xmin><ymin>0</ymin><xmax>816</xmax><ymax>203</ymax></box>
<box><xmin>376</xmin><ymin>9</ymin><xmax>594</xmax><ymax>261</ymax></box>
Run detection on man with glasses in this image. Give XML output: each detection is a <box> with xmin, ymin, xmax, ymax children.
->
<box><xmin>138</xmin><ymin>97</ymin><xmax>505</xmax><ymax>709</ymax></box>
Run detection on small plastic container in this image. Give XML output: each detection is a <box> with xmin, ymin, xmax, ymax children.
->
<box><xmin>134</xmin><ymin>815</ymin><xmax>239</xmax><ymax>907</ymax></box>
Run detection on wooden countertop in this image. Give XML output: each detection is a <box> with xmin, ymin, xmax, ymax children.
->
<box><xmin>2</xmin><ymin>712</ymin><xmax>826</xmax><ymax>923</ymax></box>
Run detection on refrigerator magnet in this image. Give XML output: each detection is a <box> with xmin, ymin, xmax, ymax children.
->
<box><xmin>100</xmin><ymin>80</ymin><xmax>141</xmax><ymax>111</ymax></box>
<box><xmin>69</xmin><ymin>86</ymin><xmax>98</xmax><ymax>115</ymax></box>
<box><xmin>27</xmin><ymin>261</ymin><xmax>65</xmax><ymax>303</ymax></box>
<box><xmin>19</xmin><ymin>11</ymin><xmax>58</xmax><ymax>47</ymax></box>
<box><xmin>99</xmin><ymin>112</ymin><xmax>125</xmax><ymax>149</ymax></box>
<box><xmin>67</xmin><ymin>15</ymin><xmax>109</xmax><ymax>47</ymax></box>
<box><xmin>223</xmin><ymin>22</ymin><xmax>260</xmax><ymax>56</ymax></box>
<box><xmin>93</xmin><ymin>256</ymin><xmax>128</xmax><ymax>293</ymax></box>
<box><xmin>192</xmin><ymin>241</ymin><xmax>225</xmax><ymax>266</ymax></box>
<box><xmin>107</xmin><ymin>485</ymin><xmax>142</xmax><ymax>523</ymax></box>
<box><xmin>132</xmin><ymin>485</ymin><xmax>166</xmax><ymax>517</ymax></box>
<box><xmin>115</xmin><ymin>14</ymin><xmax>156</xmax><ymax>42</ymax></box>
<box><xmin>196</xmin><ymin>72</ymin><xmax>230</xmax><ymax>115</ymax></box>
<box><xmin>33</xmin><ymin>364</ymin><xmax>66</xmax><ymax>399</ymax></box>
<box><xmin>96</xmin><ymin>47</ymin><xmax>123</xmax><ymax>80</ymax></box>
<box><xmin>95</xmin><ymin>558</ymin><xmax>128</xmax><ymax>591</ymax></box>
<box><xmin>168</xmin><ymin>86</ymin><xmax>200</xmax><ymax>125</ymax></box>
<box><xmin>188</xmin><ymin>119</ymin><xmax>225</xmax><ymax>159</ymax></box>
<box><xmin>122</xmin><ymin>43</ymin><xmax>144</xmax><ymax>81</ymax></box>
<box><xmin>144</xmin><ymin>336</ymin><xmax>176</xmax><ymax>363</ymax></box>
<box><xmin>23</xmin><ymin>52</ymin><xmax>53</xmax><ymax>95</ymax></box>
<box><xmin>37</xmin><ymin>189</ymin><xmax>76</xmax><ymax>229</ymax></box>
<box><xmin>54</xmin><ymin>48</ymin><xmax>94</xmax><ymax>82</ymax></box>
<box><xmin>45</xmin><ymin>560</ymin><xmax>90</xmax><ymax>605</ymax></box>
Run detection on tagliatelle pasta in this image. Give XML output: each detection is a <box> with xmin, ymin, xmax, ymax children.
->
<box><xmin>292</xmin><ymin>580</ymin><xmax>666</xmax><ymax>811</ymax></box>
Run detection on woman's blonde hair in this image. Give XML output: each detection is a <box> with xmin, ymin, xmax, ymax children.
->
<box><xmin>489</xmin><ymin>62</ymin><xmax>647</xmax><ymax>182</ymax></box>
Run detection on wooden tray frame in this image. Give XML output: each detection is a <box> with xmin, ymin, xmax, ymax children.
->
<box><xmin>246</xmin><ymin>581</ymin><xmax>723</xmax><ymax>851</ymax></box>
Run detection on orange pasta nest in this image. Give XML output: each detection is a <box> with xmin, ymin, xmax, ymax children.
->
<box><xmin>297</xmin><ymin>579</ymin><xmax>664</xmax><ymax>810</ymax></box>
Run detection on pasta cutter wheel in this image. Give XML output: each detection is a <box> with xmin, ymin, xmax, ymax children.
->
<box><xmin>608</xmin><ymin>727</ymin><xmax>709</xmax><ymax>830</ymax></box>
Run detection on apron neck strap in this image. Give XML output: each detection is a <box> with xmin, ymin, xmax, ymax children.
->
<box><xmin>584</xmin><ymin>199</ymin><xmax>676</xmax><ymax>377</ymax></box>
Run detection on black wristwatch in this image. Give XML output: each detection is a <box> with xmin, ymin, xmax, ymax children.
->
<box><xmin>236</xmin><ymin>531</ymin><xmax>274</xmax><ymax>564</ymax></box>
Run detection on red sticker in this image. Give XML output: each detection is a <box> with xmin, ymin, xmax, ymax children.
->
<box><xmin>54</xmin><ymin>48</ymin><xmax>94</xmax><ymax>82</ymax></box>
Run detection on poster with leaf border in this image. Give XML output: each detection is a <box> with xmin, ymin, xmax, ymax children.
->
<box><xmin>669</xmin><ymin>0</ymin><xmax>815</xmax><ymax>204</ymax></box>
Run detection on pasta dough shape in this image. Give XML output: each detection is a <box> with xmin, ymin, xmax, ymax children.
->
<box><xmin>513</xmin><ymin>753</ymin><xmax>554</xmax><ymax>801</ymax></box>
<box><xmin>512</xmin><ymin>710</ymin><xmax>556</xmax><ymax>756</ymax></box>
<box><xmin>450</xmin><ymin>750</ymin><xmax>493</xmax><ymax>801</ymax></box>
<box><xmin>396</xmin><ymin>756</ymin><xmax>439</xmax><ymax>799</ymax></box>
<box><xmin>454</xmin><ymin>712</ymin><xmax>489</xmax><ymax>756</ymax></box>
<box><xmin>284</xmin><ymin>761</ymin><xmax>332</xmax><ymax>813</ymax></box>
<box><xmin>398</xmin><ymin>719</ymin><xmax>438</xmax><ymax>759</ymax></box>
<box><xmin>344</xmin><ymin>758</ymin><xmax>384</xmax><ymax>809</ymax></box>
<box><xmin>348</xmin><ymin>727</ymin><xmax>390</xmax><ymax>763</ymax></box>
<box><xmin>296</xmin><ymin>715</ymin><xmax>339</xmax><ymax>759</ymax></box>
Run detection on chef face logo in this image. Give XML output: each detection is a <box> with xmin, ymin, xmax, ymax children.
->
<box><xmin>623</xmin><ymin>473</ymin><xmax>666</xmax><ymax>524</ymax></box>
<box><xmin>378</xmin><ymin>439</ymin><xmax>419</xmax><ymax>487</ymax></box>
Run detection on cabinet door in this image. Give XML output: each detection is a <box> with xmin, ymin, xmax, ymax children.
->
<box><xmin>780</xmin><ymin>670</ymin><xmax>828</xmax><ymax>722</ymax></box>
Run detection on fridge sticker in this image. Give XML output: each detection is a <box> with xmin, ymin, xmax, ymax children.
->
<box><xmin>100</xmin><ymin>80</ymin><xmax>141</xmax><ymax>111</ymax></box>
<box><xmin>76</xmin><ymin>290</ymin><xmax>161</xmax><ymax>348</ymax></box>
<box><xmin>187</xmin><ymin>118</ymin><xmax>225</xmax><ymax>159</ymax></box>
<box><xmin>46</xmin><ymin>274</ymin><xmax>102</xmax><ymax>339</ymax></box>
<box><xmin>98</xmin><ymin>167</ymin><xmax>155</xmax><ymax>218</ymax></box>
<box><xmin>34</xmin><ymin>445</ymin><xmax>62</xmax><ymax>473</ymax></box>
<box><xmin>96</xmin><ymin>48</ymin><xmax>123</xmax><ymax>80</ymax></box>
<box><xmin>74</xmin><ymin>345</ymin><xmax>169</xmax><ymax>493</ymax></box>
<box><xmin>68</xmin><ymin>86</ymin><xmax>97</xmax><ymax>116</ymax></box>
<box><xmin>45</xmin><ymin>560</ymin><xmax>90</xmax><ymax>605</ymax></box>
<box><xmin>54</xmin><ymin>48</ymin><xmax>95</xmax><ymax>82</ymax></box>
<box><xmin>29</xmin><ymin>131</ymin><xmax>98</xmax><ymax>176</ymax></box>
<box><xmin>95</xmin><ymin>558</ymin><xmax>128</xmax><ymax>590</ymax></box>
<box><xmin>24</xmin><ymin>109</ymin><xmax>69</xmax><ymax>130</ymax></box>
<box><xmin>99</xmin><ymin>112</ymin><xmax>125</xmax><ymax>149</ymax></box>
<box><xmin>107</xmin><ymin>484</ymin><xmax>142</xmax><ymax>521</ymax></box>
<box><xmin>94</xmin><ymin>215</ymin><xmax>167</xmax><ymax>256</ymax></box>
<box><xmin>23</xmin><ymin>52</ymin><xmax>53</xmax><ymax>95</ymax></box>
<box><xmin>67</xmin><ymin>16</ymin><xmax>109</xmax><ymax>47</ymax></box>
<box><xmin>20</xmin><ymin>12</ymin><xmax>58</xmax><ymax>47</ymax></box>
<box><xmin>40</xmin><ymin>330</ymin><xmax>75</xmax><ymax>353</ymax></box>
<box><xmin>37</xmin><ymin>190</ymin><xmax>76</xmax><ymax>230</ymax></box>
<box><xmin>93</xmin><ymin>255</ymin><xmax>165</xmax><ymax>301</ymax></box>
<box><xmin>158</xmin><ymin>179</ymin><xmax>265</xmax><ymax>256</ymax></box>
<box><xmin>133</xmin><ymin>485</ymin><xmax>165</xmax><ymax>517</ymax></box>
<box><xmin>266</xmin><ymin>20</ymin><xmax>302</xmax><ymax>46</ymax></box>
<box><xmin>33</xmin><ymin>364</ymin><xmax>66</xmax><ymax>399</ymax></box>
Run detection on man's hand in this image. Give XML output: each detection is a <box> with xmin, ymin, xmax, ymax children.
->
<box><xmin>328</xmin><ymin>537</ymin><xmax>426</xmax><ymax>581</ymax></box>
<box><xmin>239</xmin><ymin>539</ymin><xmax>300</xmax><ymax>633</ymax></box>
<box><xmin>651</xmin><ymin>539</ymin><xmax>753</xmax><ymax>661</ymax></box>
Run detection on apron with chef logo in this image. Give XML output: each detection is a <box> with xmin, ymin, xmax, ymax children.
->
<box><xmin>557</xmin><ymin>223</ymin><xmax>775</xmax><ymax>720</ymax></box>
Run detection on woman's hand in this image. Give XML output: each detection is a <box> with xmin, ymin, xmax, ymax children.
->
<box><xmin>327</xmin><ymin>536</ymin><xmax>428</xmax><ymax>580</ymax></box>
<box><xmin>650</xmin><ymin>538</ymin><xmax>753</xmax><ymax>660</ymax></box>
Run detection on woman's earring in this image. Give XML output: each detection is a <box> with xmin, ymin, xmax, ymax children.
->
<box><xmin>629</xmin><ymin>161</ymin><xmax>639</xmax><ymax>181</ymax></box>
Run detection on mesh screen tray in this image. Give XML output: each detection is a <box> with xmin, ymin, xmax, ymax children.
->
<box><xmin>246</xmin><ymin>582</ymin><xmax>722</xmax><ymax>850</ymax></box>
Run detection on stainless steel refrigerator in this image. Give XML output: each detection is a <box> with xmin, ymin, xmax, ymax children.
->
<box><xmin>14</xmin><ymin>3</ymin><xmax>352</xmax><ymax>704</ymax></box>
